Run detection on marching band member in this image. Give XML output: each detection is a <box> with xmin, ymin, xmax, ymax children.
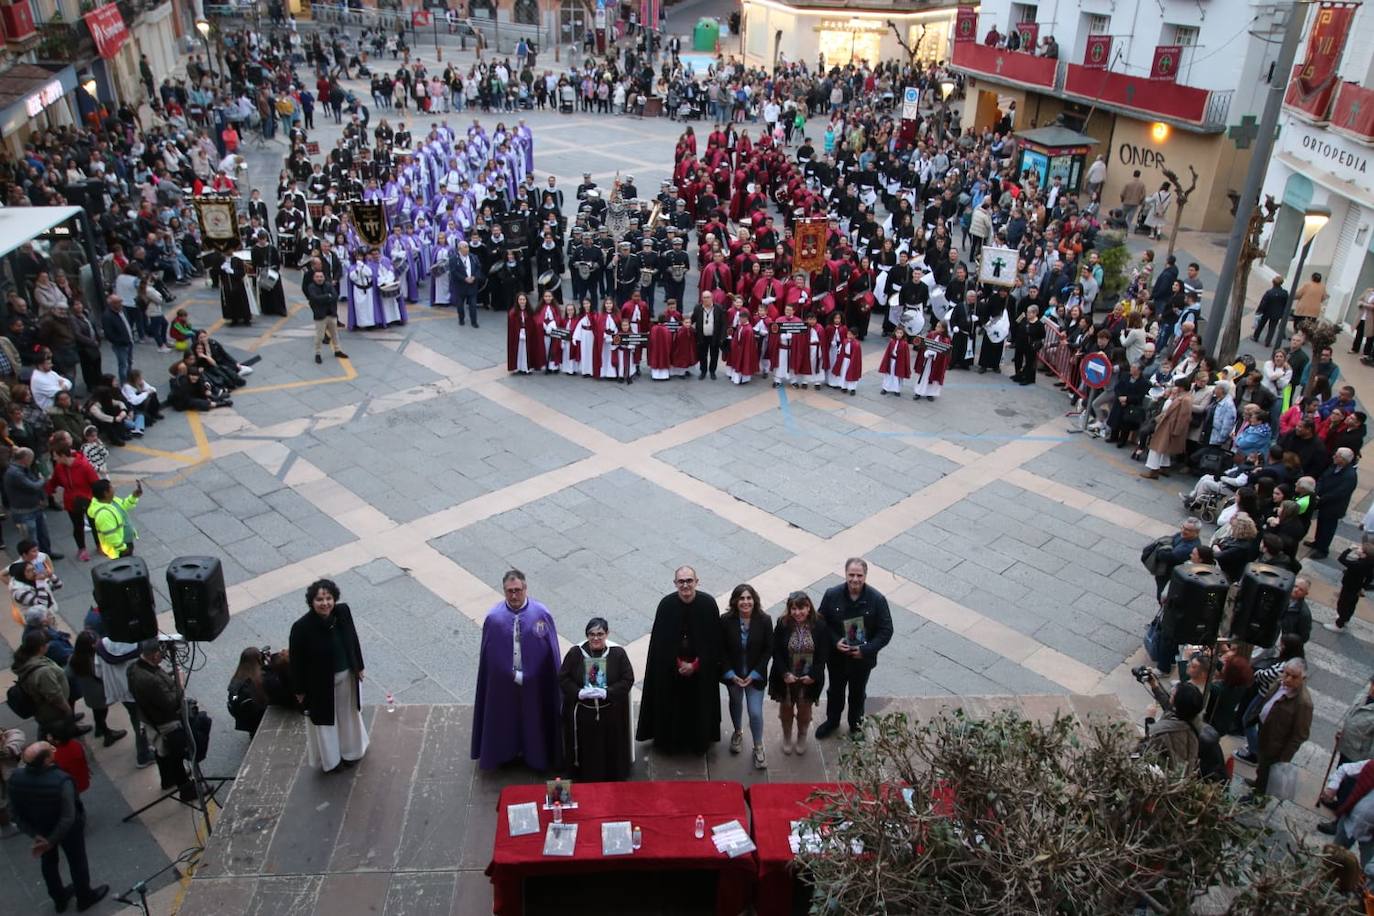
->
<box><xmin>250</xmin><ymin>231</ymin><xmax>288</xmax><ymax>317</ymax></box>
<box><xmin>831</xmin><ymin>325</ymin><xmax>863</xmax><ymax>396</ymax></box>
<box><xmin>597</xmin><ymin>299</ymin><xmax>620</xmax><ymax>380</ymax></box>
<box><xmin>823</xmin><ymin>312</ymin><xmax>848</xmax><ymax>388</ymax></box>
<box><xmin>429</xmin><ymin>231</ymin><xmax>455</xmax><ymax>308</ymax></box>
<box><xmin>557</xmin><ymin>303</ymin><xmax>581</xmax><ymax>375</ymax></box>
<box><xmin>506</xmin><ymin>293</ymin><xmax>546</xmax><ymax>375</ymax></box>
<box><xmin>374</xmin><ymin>250</ymin><xmax>406</xmax><ymax>327</ymax></box>
<box><xmin>913</xmin><ymin>321</ymin><xmax>952</xmax><ymax>401</ymax></box>
<box><xmin>768</xmin><ymin>303</ymin><xmax>799</xmax><ymax>389</ymax></box>
<box><xmin>647</xmin><ymin>314</ymin><xmax>675</xmax><ymax>381</ymax></box>
<box><xmin>879</xmin><ymin>326</ymin><xmax>912</xmax><ymax>396</ymax></box>
<box><xmin>792</xmin><ymin>311</ymin><xmax>826</xmax><ymax>389</ymax></box>
<box><xmin>661</xmin><ymin>236</ymin><xmax>690</xmax><ymax>308</ymax></box>
<box><xmin>572</xmin><ymin>298</ymin><xmax>600</xmax><ymax>377</ymax></box>
<box><xmin>347</xmin><ymin>250</ymin><xmax>381</xmax><ymax>331</ymax></box>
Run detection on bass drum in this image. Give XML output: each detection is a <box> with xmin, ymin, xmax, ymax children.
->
<box><xmin>930</xmin><ymin>286</ymin><xmax>951</xmax><ymax>322</ymax></box>
<box><xmin>985</xmin><ymin>312</ymin><xmax>1011</xmax><ymax>344</ymax></box>
<box><xmin>901</xmin><ymin>308</ymin><xmax>925</xmax><ymax>337</ymax></box>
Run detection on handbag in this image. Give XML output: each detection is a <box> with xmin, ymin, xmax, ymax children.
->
<box><xmin>1143</xmin><ymin>613</ymin><xmax>1166</xmax><ymax>668</ymax></box>
<box><xmin>1267</xmin><ymin>761</ymin><xmax>1299</xmax><ymax>801</ymax></box>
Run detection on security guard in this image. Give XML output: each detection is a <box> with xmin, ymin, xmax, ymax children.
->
<box><xmin>87</xmin><ymin>478</ymin><xmax>141</xmax><ymax>559</ymax></box>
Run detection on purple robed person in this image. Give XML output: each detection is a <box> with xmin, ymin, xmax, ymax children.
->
<box><xmin>471</xmin><ymin>582</ymin><xmax>562</xmax><ymax>771</ymax></box>
<box><xmin>516</xmin><ymin>122</ymin><xmax>534</xmax><ymax>172</ymax></box>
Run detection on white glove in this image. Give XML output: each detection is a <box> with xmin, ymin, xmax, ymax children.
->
<box><xmin>513</xmin><ymin>669</ymin><xmax>524</xmax><ymax>686</ymax></box>
<box><xmin>578</xmin><ymin>686</ymin><xmax>607</xmax><ymax>700</ymax></box>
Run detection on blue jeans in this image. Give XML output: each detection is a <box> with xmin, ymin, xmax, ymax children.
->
<box><xmin>726</xmin><ymin>681</ymin><xmax>765</xmax><ymax>743</ymax></box>
<box><xmin>112</xmin><ymin>344</ymin><xmax>133</xmax><ymax>383</ymax></box>
<box><xmin>14</xmin><ymin>508</ymin><xmax>52</xmax><ymax>554</ymax></box>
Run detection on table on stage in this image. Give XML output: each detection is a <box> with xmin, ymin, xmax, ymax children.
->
<box><xmin>747</xmin><ymin>783</ymin><xmax>847</xmax><ymax>916</ymax></box>
<box><xmin>487</xmin><ymin>781</ymin><xmax>756</xmax><ymax>916</ymax></box>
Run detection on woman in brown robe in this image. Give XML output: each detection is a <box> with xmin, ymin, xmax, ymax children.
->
<box><xmin>1142</xmin><ymin>380</ymin><xmax>1194</xmax><ymax>479</ymax></box>
<box><xmin>558</xmin><ymin>617</ymin><xmax>635</xmax><ymax>781</ymax></box>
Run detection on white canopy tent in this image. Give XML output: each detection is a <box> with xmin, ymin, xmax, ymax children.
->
<box><xmin>0</xmin><ymin>204</ymin><xmax>105</xmax><ymax>305</ymax></box>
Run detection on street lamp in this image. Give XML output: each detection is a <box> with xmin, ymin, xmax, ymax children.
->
<box><xmin>81</xmin><ymin>78</ymin><xmax>97</xmax><ymax>97</ymax></box>
<box><xmin>195</xmin><ymin>18</ymin><xmax>219</xmax><ymax>81</ymax></box>
<box><xmin>1273</xmin><ymin>204</ymin><xmax>1332</xmax><ymax>343</ymax></box>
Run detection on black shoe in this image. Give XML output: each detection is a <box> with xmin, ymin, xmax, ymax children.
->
<box><xmin>814</xmin><ymin>720</ymin><xmax>839</xmax><ymax>739</ymax></box>
<box><xmin>49</xmin><ymin>553</ymin><xmax>64</xmax><ymax>561</ymax></box>
<box><xmin>472</xmin><ymin>323</ymin><xmax>479</xmax><ymax>329</ymax></box>
<box><xmin>55</xmin><ymin>884</ymin><xmax>75</xmax><ymax>913</ymax></box>
<box><xmin>1310</xmin><ymin>550</ymin><xmax>1329</xmax><ymax>560</ymax></box>
<box><xmin>76</xmin><ymin>886</ymin><xmax>109</xmax><ymax>912</ymax></box>
<box><xmin>102</xmin><ymin>727</ymin><xmax>127</xmax><ymax>747</ymax></box>
<box><xmin>698</xmin><ymin>370</ymin><xmax>706</xmax><ymax>379</ymax></box>
<box><xmin>709</xmin><ymin>372</ymin><xmax>716</xmax><ymax>379</ymax></box>
<box><xmin>316</xmin><ymin>353</ymin><xmax>323</xmax><ymax>364</ymax></box>
<box><xmin>1317</xmin><ymin>820</ymin><xmax>1338</xmax><ymax>835</ymax></box>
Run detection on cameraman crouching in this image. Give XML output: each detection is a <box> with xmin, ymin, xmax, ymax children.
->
<box><xmin>1138</xmin><ymin>670</ymin><xmax>1206</xmax><ymax>769</ymax></box>
<box><xmin>127</xmin><ymin>640</ymin><xmax>211</xmax><ymax>802</ymax></box>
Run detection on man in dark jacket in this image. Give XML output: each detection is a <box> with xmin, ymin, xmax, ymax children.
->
<box><xmin>1253</xmin><ymin>275</ymin><xmax>1290</xmax><ymax>346</ymax></box>
<box><xmin>4</xmin><ymin>448</ymin><xmax>60</xmax><ymax>558</ymax></box>
<box><xmin>1243</xmin><ymin>658</ymin><xmax>1314</xmax><ymax>800</ymax></box>
<box><xmin>1277</xmin><ymin>578</ymin><xmax>1313</xmax><ymax>649</ymax></box>
<box><xmin>1151</xmin><ymin>254</ymin><xmax>1179</xmax><ymax>307</ymax></box>
<box><xmin>303</xmin><ymin>269</ymin><xmax>348</xmax><ymax>366</ymax></box>
<box><xmin>7</xmin><ymin>741</ymin><xmax>108</xmax><ymax>912</ymax></box>
<box><xmin>100</xmin><ymin>294</ymin><xmax>136</xmax><ymax>384</ymax></box>
<box><xmin>815</xmin><ymin>558</ymin><xmax>894</xmax><ymax>739</ymax></box>
<box><xmin>127</xmin><ymin>640</ymin><xmax>200</xmax><ymax>800</ymax></box>
<box><xmin>691</xmin><ymin>290</ymin><xmax>728</xmax><ymax>379</ymax></box>
<box><xmin>1308</xmin><ymin>447</ymin><xmax>1359</xmax><ymax>557</ymax></box>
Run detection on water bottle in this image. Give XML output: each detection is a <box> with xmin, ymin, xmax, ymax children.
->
<box><xmin>632</xmin><ymin>825</ymin><xmax>642</xmax><ymax>850</ymax></box>
<box><xmin>385</xmin><ymin>692</ymin><xmax>395</xmax><ymax>713</ymax></box>
<box><xmin>553</xmin><ymin>801</ymin><xmax>563</xmax><ymax>825</ymax></box>
<box><xmin>694</xmin><ymin>814</ymin><xmax>704</xmax><ymax>839</ymax></box>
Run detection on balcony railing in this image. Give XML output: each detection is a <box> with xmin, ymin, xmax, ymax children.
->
<box><xmin>1331</xmin><ymin>81</ymin><xmax>1374</xmax><ymax>144</ymax></box>
<box><xmin>35</xmin><ymin>17</ymin><xmax>94</xmax><ymax>62</ymax></box>
<box><xmin>952</xmin><ymin>40</ymin><xmax>1231</xmax><ymax>131</ymax></box>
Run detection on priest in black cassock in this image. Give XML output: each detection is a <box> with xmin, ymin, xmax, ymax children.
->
<box><xmin>635</xmin><ymin>566</ymin><xmax>723</xmax><ymax>755</ymax></box>
<box><xmin>251</xmin><ymin>231</ymin><xmax>288</xmax><ymax>316</ymax></box>
<box><xmin>220</xmin><ymin>254</ymin><xmax>254</xmax><ymax>327</ymax></box>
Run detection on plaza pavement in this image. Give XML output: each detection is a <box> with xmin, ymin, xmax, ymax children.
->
<box><xmin>3</xmin><ymin>46</ymin><xmax>1374</xmax><ymax>912</ymax></box>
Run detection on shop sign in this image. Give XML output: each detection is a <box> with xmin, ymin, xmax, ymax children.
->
<box><xmin>1283</xmin><ymin>123</ymin><xmax>1372</xmax><ymax>193</ymax></box>
<box><xmin>24</xmin><ymin>80</ymin><xmax>63</xmax><ymax>118</ymax></box>
<box><xmin>83</xmin><ymin>4</ymin><xmax>129</xmax><ymax>60</ymax></box>
<box><xmin>815</xmin><ymin>19</ymin><xmax>884</xmax><ymax>33</ymax></box>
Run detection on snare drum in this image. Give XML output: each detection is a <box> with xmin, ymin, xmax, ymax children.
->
<box><xmin>259</xmin><ymin>268</ymin><xmax>281</xmax><ymax>292</ymax></box>
<box><xmin>379</xmin><ymin>282</ymin><xmax>402</xmax><ymax>298</ymax></box>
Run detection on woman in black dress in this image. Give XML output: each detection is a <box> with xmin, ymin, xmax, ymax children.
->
<box><xmin>558</xmin><ymin>617</ymin><xmax>635</xmax><ymax>781</ymax></box>
<box><xmin>289</xmin><ymin>579</ymin><xmax>369</xmax><ymax>774</ymax></box>
<box><xmin>250</xmin><ymin>232</ymin><xmax>288</xmax><ymax>317</ymax></box>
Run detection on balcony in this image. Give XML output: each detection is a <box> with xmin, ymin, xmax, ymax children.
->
<box><xmin>951</xmin><ymin>40</ymin><xmax>1231</xmax><ymax>131</ymax></box>
<box><xmin>34</xmin><ymin>16</ymin><xmax>94</xmax><ymax>63</ymax></box>
<box><xmin>1330</xmin><ymin>81</ymin><xmax>1374</xmax><ymax>145</ymax></box>
<box><xmin>1</xmin><ymin>2</ymin><xmax>39</xmax><ymax>49</ymax></box>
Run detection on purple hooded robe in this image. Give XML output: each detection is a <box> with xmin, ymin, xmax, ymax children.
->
<box><xmin>471</xmin><ymin>598</ymin><xmax>562</xmax><ymax>771</ymax></box>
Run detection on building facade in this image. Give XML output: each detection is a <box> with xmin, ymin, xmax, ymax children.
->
<box><xmin>739</xmin><ymin>0</ymin><xmax>962</xmax><ymax>70</ymax></box>
<box><xmin>951</xmin><ymin>0</ymin><xmax>1291</xmax><ymax>232</ymax></box>
<box><xmin>0</xmin><ymin>0</ymin><xmax>186</xmax><ymax>154</ymax></box>
<box><xmin>1258</xmin><ymin>1</ymin><xmax>1374</xmax><ymax>330</ymax></box>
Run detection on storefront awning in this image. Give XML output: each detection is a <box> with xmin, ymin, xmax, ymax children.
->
<box><xmin>1014</xmin><ymin>126</ymin><xmax>1101</xmax><ymax>151</ymax></box>
<box><xmin>0</xmin><ymin>206</ymin><xmax>87</xmax><ymax>259</ymax></box>
<box><xmin>0</xmin><ymin>63</ymin><xmax>77</xmax><ymax>139</ymax></box>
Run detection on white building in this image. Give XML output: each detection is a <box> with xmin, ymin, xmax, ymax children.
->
<box><xmin>739</xmin><ymin>0</ymin><xmax>963</xmax><ymax>71</ymax></box>
<box><xmin>1258</xmin><ymin>2</ymin><xmax>1374</xmax><ymax>330</ymax></box>
<box><xmin>951</xmin><ymin>0</ymin><xmax>1293</xmax><ymax>231</ymax></box>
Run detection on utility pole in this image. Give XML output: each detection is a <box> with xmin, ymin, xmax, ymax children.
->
<box><xmin>1202</xmin><ymin>0</ymin><xmax>1309</xmax><ymax>358</ymax></box>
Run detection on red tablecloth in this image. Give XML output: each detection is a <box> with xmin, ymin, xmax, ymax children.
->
<box><xmin>747</xmin><ymin>783</ymin><xmax>848</xmax><ymax>916</ymax></box>
<box><xmin>487</xmin><ymin>781</ymin><xmax>756</xmax><ymax>916</ymax></box>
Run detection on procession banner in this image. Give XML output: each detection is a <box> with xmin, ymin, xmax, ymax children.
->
<box><xmin>351</xmin><ymin>201</ymin><xmax>388</xmax><ymax>247</ymax></box>
<box><xmin>1284</xmin><ymin>1</ymin><xmax>1357</xmax><ymax>119</ymax></box>
<box><xmin>976</xmin><ymin>246</ymin><xmax>1017</xmax><ymax>287</ymax></box>
<box><xmin>1083</xmin><ymin>34</ymin><xmax>1112</xmax><ymax>69</ymax></box>
<box><xmin>1016</xmin><ymin>21</ymin><xmax>1038</xmax><ymax>53</ymax></box>
<box><xmin>792</xmin><ymin>218</ymin><xmax>828</xmax><ymax>274</ymax></box>
<box><xmin>1150</xmin><ymin>45</ymin><xmax>1182</xmax><ymax>82</ymax></box>
<box><xmin>193</xmin><ymin>196</ymin><xmax>241</xmax><ymax>254</ymax></box>
<box><xmin>954</xmin><ymin>7</ymin><xmax>977</xmax><ymax>43</ymax></box>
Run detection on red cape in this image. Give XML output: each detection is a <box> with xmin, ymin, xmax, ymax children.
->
<box><xmin>507</xmin><ymin>308</ymin><xmax>547</xmax><ymax>371</ymax></box>
<box><xmin>879</xmin><ymin>338</ymin><xmax>912</xmax><ymax>379</ymax></box>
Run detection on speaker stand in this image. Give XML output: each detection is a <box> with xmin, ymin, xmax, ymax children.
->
<box><xmin>121</xmin><ymin>775</ymin><xmax>234</xmax><ymax>824</ymax></box>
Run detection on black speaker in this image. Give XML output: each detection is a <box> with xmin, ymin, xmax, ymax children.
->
<box><xmin>91</xmin><ymin>557</ymin><xmax>157</xmax><ymax>643</ymax></box>
<box><xmin>1231</xmin><ymin>563</ymin><xmax>1295</xmax><ymax>647</ymax></box>
<box><xmin>1163</xmin><ymin>563</ymin><xmax>1230</xmax><ymax>644</ymax></box>
<box><xmin>167</xmin><ymin>556</ymin><xmax>229</xmax><ymax>643</ymax></box>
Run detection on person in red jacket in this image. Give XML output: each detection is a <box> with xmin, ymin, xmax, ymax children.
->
<box><xmin>879</xmin><ymin>326</ymin><xmax>912</xmax><ymax>396</ymax></box>
<box><xmin>44</xmin><ymin>435</ymin><xmax>100</xmax><ymax>563</ymax></box>
<box><xmin>43</xmin><ymin>728</ymin><xmax>91</xmax><ymax>794</ymax></box>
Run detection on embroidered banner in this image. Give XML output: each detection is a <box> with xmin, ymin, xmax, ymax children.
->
<box><xmin>954</xmin><ymin>7</ymin><xmax>977</xmax><ymax>43</ymax></box>
<box><xmin>1150</xmin><ymin>45</ymin><xmax>1182</xmax><ymax>82</ymax></box>
<box><xmin>1016</xmin><ymin>21</ymin><xmax>1038</xmax><ymax>53</ymax></box>
<box><xmin>1083</xmin><ymin>34</ymin><xmax>1112</xmax><ymax>70</ymax></box>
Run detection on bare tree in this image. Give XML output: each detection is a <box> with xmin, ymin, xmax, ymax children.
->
<box><xmin>1162</xmin><ymin>165</ymin><xmax>1199</xmax><ymax>258</ymax></box>
<box><xmin>1214</xmin><ymin>194</ymin><xmax>1280</xmax><ymax>363</ymax></box>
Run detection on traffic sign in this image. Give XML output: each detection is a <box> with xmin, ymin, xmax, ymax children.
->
<box><xmin>1080</xmin><ymin>352</ymin><xmax>1113</xmax><ymax>389</ymax></box>
<box><xmin>901</xmin><ymin>86</ymin><xmax>920</xmax><ymax>120</ymax></box>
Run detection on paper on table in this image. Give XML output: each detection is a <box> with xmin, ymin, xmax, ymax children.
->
<box><xmin>601</xmin><ymin>820</ymin><xmax>634</xmax><ymax>856</ymax></box>
<box><xmin>507</xmin><ymin>801</ymin><xmax>540</xmax><ymax>837</ymax></box>
<box><xmin>542</xmin><ymin>822</ymin><xmax>578</xmax><ymax>857</ymax></box>
<box><xmin>710</xmin><ymin>819</ymin><xmax>756</xmax><ymax>858</ymax></box>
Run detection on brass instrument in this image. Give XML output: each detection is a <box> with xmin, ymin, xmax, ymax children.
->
<box><xmin>639</xmin><ymin>266</ymin><xmax>656</xmax><ymax>287</ymax></box>
<box><xmin>646</xmin><ymin>201</ymin><xmax>664</xmax><ymax>231</ymax></box>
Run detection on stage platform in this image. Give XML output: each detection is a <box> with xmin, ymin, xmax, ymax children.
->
<box><xmin>182</xmin><ymin>694</ymin><xmax>1128</xmax><ymax>915</ymax></box>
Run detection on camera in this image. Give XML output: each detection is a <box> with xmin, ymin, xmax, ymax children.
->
<box><xmin>1130</xmin><ymin>665</ymin><xmax>1156</xmax><ymax>683</ymax></box>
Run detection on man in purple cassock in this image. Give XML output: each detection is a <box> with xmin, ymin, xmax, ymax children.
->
<box><xmin>516</xmin><ymin>120</ymin><xmax>534</xmax><ymax>173</ymax></box>
<box><xmin>471</xmin><ymin>570</ymin><xmax>562</xmax><ymax>771</ymax></box>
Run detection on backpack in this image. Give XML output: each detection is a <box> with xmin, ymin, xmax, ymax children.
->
<box><xmin>6</xmin><ymin>668</ymin><xmax>38</xmax><ymax>719</ymax></box>
<box><xmin>227</xmin><ymin>678</ymin><xmax>265</xmax><ymax>734</ymax></box>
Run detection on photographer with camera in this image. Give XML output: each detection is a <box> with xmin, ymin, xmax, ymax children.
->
<box><xmin>127</xmin><ymin>639</ymin><xmax>212</xmax><ymax>803</ymax></box>
<box><xmin>1138</xmin><ymin>674</ymin><xmax>1206</xmax><ymax>769</ymax></box>
<box><xmin>227</xmin><ymin>645</ymin><xmax>298</xmax><ymax>737</ymax></box>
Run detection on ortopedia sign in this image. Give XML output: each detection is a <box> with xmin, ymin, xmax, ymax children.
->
<box><xmin>83</xmin><ymin>3</ymin><xmax>129</xmax><ymax>60</ymax></box>
<box><xmin>1282</xmin><ymin>123</ymin><xmax>1373</xmax><ymax>196</ymax></box>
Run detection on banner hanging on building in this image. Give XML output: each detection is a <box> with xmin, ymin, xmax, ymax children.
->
<box><xmin>1283</xmin><ymin>0</ymin><xmax>1358</xmax><ymax>120</ymax></box>
<box><xmin>1150</xmin><ymin>45</ymin><xmax>1182</xmax><ymax>81</ymax></box>
<box><xmin>954</xmin><ymin>7</ymin><xmax>977</xmax><ymax>42</ymax></box>
<box><xmin>1083</xmin><ymin>34</ymin><xmax>1112</xmax><ymax>69</ymax></box>
<box><xmin>641</xmin><ymin>0</ymin><xmax>660</xmax><ymax>30</ymax></box>
<box><xmin>83</xmin><ymin>3</ymin><xmax>129</xmax><ymax>60</ymax></box>
<box><xmin>1016</xmin><ymin>21</ymin><xmax>1038</xmax><ymax>52</ymax></box>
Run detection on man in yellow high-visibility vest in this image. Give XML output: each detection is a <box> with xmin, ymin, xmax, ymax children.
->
<box><xmin>86</xmin><ymin>479</ymin><xmax>142</xmax><ymax>560</ymax></box>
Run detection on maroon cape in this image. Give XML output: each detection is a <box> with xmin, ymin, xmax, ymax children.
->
<box><xmin>507</xmin><ymin>308</ymin><xmax>547</xmax><ymax>372</ymax></box>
